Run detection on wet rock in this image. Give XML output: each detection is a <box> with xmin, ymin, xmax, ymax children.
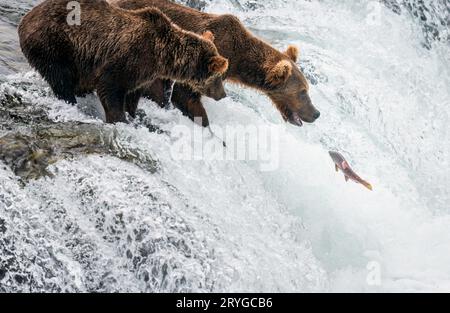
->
<box><xmin>381</xmin><ymin>0</ymin><xmax>403</xmax><ymax>14</ymax></box>
<box><xmin>0</xmin><ymin>90</ymin><xmax>159</xmax><ymax>180</ymax></box>
<box><xmin>300</xmin><ymin>60</ymin><xmax>329</xmax><ymax>86</ymax></box>
<box><xmin>0</xmin><ymin>267</ymin><xmax>6</xmax><ymax>281</ymax></box>
<box><xmin>238</xmin><ymin>0</ymin><xmax>264</xmax><ymax>11</ymax></box>
<box><xmin>0</xmin><ymin>122</ymin><xmax>159</xmax><ymax>180</ymax></box>
<box><xmin>0</xmin><ymin>133</ymin><xmax>54</xmax><ymax>180</ymax></box>
<box><xmin>180</xmin><ymin>0</ymin><xmax>208</xmax><ymax>11</ymax></box>
<box><xmin>0</xmin><ymin>91</ymin><xmax>50</xmax><ymax>125</ymax></box>
<box><xmin>0</xmin><ymin>218</ymin><xmax>6</xmax><ymax>233</ymax></box>
<box><xmin>381</xmin><ymin>0</ymin><xmax>449</xmax><ymax>48</ymax></box>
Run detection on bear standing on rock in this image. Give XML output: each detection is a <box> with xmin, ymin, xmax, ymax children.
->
<box><xmin>111</xmin><ymin>0</ymin><xmax>320</xmax><ymax>127</ymax></box>
<box><xmin>18</xmin><ymin>0</ymin><xmax>228</xmax><ymax>123</ymax></box>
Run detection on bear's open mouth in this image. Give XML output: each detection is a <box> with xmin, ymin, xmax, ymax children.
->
<box><xmin>287</xmin><ymin>111</ymin><xmax>303</xmax><ymax>127</ymax></box>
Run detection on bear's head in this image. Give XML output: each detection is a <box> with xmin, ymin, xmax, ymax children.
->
<box><xmin>199</xmin><ymin>75</ymin><xmax>227</xmax><ymax>101</ymax></box>
<box><xmin>182</xmin><ymin>31</ymin><xmax>229</xmax><ymax>99</ymax></box>
<box><xmin>142</xmin><ymin>10</ymin><xmax>229</xmax><ymax>98</ymax></box>
<box><xmin>264</xmin><ymin>45</ymin><xmax>320</xmax><ymax>126</ymax></box>
<box><xmin>192</xmin><ymin>31</ymin><xmax>227</xmax><ymax>101</ymax></box>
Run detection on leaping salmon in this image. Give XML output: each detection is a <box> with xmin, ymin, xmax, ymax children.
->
<box><xmin>329</xmin><ymin>151</ymin><xmax>373</xmax><ymax>191</ymax></box>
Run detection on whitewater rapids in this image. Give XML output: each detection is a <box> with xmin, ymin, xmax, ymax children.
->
<box><xmin>0</xmin><ymin>0</ymin><xmax>449</xmax><ymax>292</ymax></box>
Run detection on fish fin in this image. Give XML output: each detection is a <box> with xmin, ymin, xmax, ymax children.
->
<box><xmin>364</xmin><ymin>182</ymin><xmax>373</xmax><ymax>191</ymax></box>
<box><xmin>345</xmin><ymin>176</ymin><xmax>349</xmax><ymax>182</ymax></box>
<box><xmin>335</xmin><ymin>165</ymin><xmax>339</xmax><ymax>172</ymax></box>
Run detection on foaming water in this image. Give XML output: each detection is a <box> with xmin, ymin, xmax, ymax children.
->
<box><xmin>1</xmin><ymin>0</ymin><xmax>449</xmax><ymax>292</ymax></box>
<box><xmin>204</xmin><ymin>0</ymin><xmax>450</xmax><ymax>291</ymax></box>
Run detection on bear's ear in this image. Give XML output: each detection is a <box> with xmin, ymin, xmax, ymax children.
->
<box><xmin>209</xmin><ymin>56</ymin><xmax>229</xmax><ymax>75</ymax></box>
<box><xmin>266</xmin><ymin>60</ymin><xmax>292</xmax><ymax>86</ymax></box>
<box><xmin>285</xmin><ymin>45</ymin><xmax>299</xmax><ymax>62</ymax></box>
<box><xmin>202</xmin><ymin>31</ymin><xmax>215</xmax><ymax>42</ymax></box>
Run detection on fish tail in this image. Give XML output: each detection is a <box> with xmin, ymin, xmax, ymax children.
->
<box><xmin>363</xmin><ymin>181</ymin><xmax>373</xmax><ymax>191</ymax></box>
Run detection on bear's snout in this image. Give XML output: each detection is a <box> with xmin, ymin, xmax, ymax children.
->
<box><xmin>211</xmin><ymin>89</ymin><xmax>227</xmax><ymax>101</ymax></box>
<box><xmin>313</xmin><ymin>110</ymin><xmax>320</xmax><ymax>120</ymax></box>
<box><xmin>202</xmin><ymin>76</ymin><xmax>227</xmax><ymax>101</ymax></box>
<box><xmin>297</xmin><ymin>92</ymin><xmax>320</xmax><ymax>123</ymax></box>
<box><xmin>297</xmin><ymin>107</ymin><xmax>320</xmax><ymax>123</ymax></box>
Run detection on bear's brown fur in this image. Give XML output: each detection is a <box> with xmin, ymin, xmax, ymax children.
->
<box><xmin>111</xmin><ymin>0</ymin><xmax>320</xmax><ymax>127</ymax></box>
<box><xmin>18</xmin><ymin>0</ymin><xmax>228</xmax><ymax>123</ymax></box>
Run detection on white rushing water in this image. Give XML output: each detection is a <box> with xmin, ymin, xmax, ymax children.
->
<box><xmin>0</xmin><ymin>0</ymin><xmax>449</xmax><ymax>292</ymax></box>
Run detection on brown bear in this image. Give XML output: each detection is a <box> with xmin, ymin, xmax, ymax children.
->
<box><xmin>110</xmin><ymin>0</ymin><xmax>320</xmax><ymax>127</ymax></box>
<box><xmin>18</xmin><ymin>0</ymin><xmax>229</xmax><ymax>123</ymax></box>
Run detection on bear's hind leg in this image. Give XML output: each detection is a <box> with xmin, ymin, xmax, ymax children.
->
<box><xmin>47</xmin><ymin>68</ymin><xmax>77</xmax><ymax>105</ymax></box>
<box><xmin>29</xmin><ymin>43</ymin><xmax>78</xmax><ymax>105</ymax></box>
<box><xmin>97</xmin><ymin>82</ymin><xmax>127</xmax><ymax>124</ymax></box>
<box><xmin>36</xmin><ymin>59</ymin><xmax>78</xmax><ymax>104</ymax></box>
<box><xmin>125</xmin><ymin>91</ymin><xmax>142</xmax><ymax>119</ymax></box>
<box><xmin>20</xmin><ymin>25</ymin><xmax>79</xmax><ymax>104</ymax></box>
